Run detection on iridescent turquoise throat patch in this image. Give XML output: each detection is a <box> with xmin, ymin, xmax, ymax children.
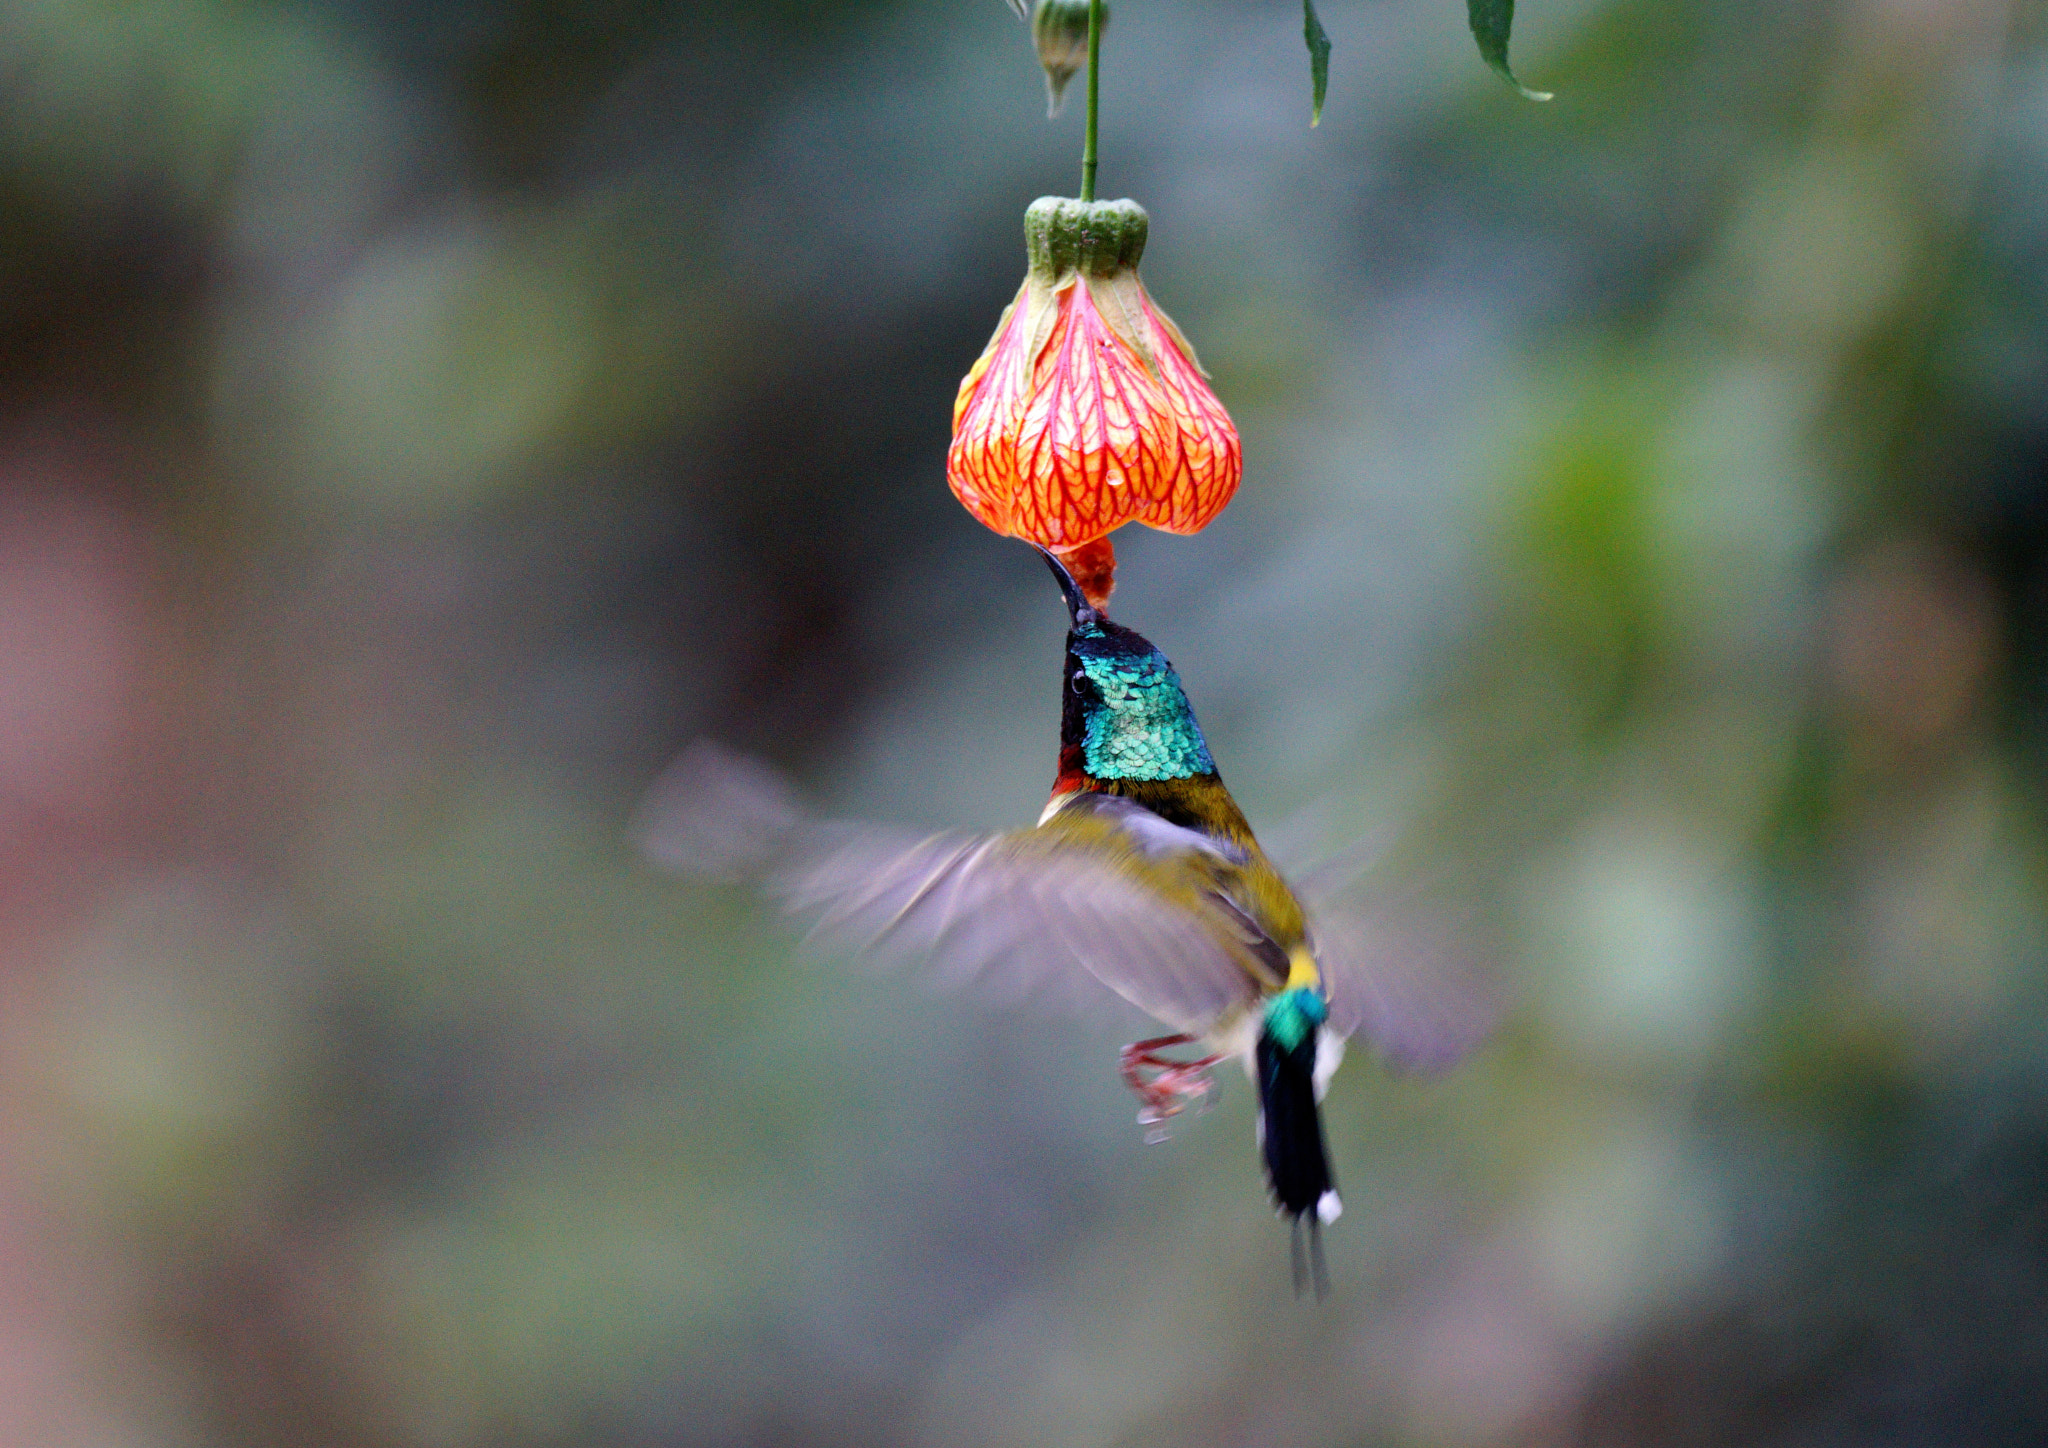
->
<box><xmin>1079</xmin><ymin>649</ymin><xmax>1216</xmax><ymax>781</ymax></box>
<box><xmin>1263</xmin><ymin>987</ymin><xmax>1328</xmax><ymax>1052</ymax></box>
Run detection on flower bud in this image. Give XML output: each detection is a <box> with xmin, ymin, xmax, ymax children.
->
<box><xmin>948</xmin><ymin>197</ymin><xmax>1241</xmax><ymax>609</ymax></box>
<box><xmin>1033</xmin><ymin>0</ymin><xmax>1102</xmax><ymax>118</ymax></box>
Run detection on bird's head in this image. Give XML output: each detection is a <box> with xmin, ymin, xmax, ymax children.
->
<box><xmin>1038</xmin><ymin>547</ymin><xmax>1216</xmax><ymax>784</ymax></box>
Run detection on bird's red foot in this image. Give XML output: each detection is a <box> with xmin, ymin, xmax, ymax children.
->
<box><xmin>1120</xmin><ymin>1035</ymin><xmax>1225</xmax><ymax>1143</ymax></box>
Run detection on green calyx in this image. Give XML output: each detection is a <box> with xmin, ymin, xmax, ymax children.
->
<box><xmin>1024</xmin><ymin>196</ymin><xmax>1148</xmax><ymax>283</ymax></box>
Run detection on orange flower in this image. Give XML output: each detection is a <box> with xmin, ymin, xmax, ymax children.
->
<box><xmin>948</xmin><ymin>197</ymin><xmax>1240</xmax><ymax>609</ymax></box>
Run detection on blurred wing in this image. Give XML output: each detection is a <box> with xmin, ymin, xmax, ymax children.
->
<box><xmin>1253</xmin><ymin>798</ymin><xmax>1396</xmax><ymax>899</ymax></box>
<box><xmin>1285</xmin><ymin>825</ymin><xmax>1400</xmax><ymax>904</ymax></box>
<box><xmin>1311</xmin><ymin>906</ymin><xmax>1500</xmax><ymax>1072</ymax></box>
<box><xmin>632</xmin><ymin>738</ymin><xmax>803</xmax><ymax>880</ymax></box>
<box><xmin>773</xmin><ymin>819</ymin><xmax>1261</xmax><ymax>1035</ymax></box>
<box><xmin>634</xmin><ymin>741</ymin><xmax>1267</xmax><ymax>1033</ymax></box>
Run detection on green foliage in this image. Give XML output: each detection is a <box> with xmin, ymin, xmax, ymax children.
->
<box><xmin>1469</xmin><ymin>0</ymin><xmax>1553</xmax><ymax>100</ymax></box>
<box><xmin>1303</xmin><ymin>0</ymin><xmax>1331</xmax><ymax>127</ymax></box>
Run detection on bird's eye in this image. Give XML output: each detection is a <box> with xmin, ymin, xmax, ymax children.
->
<box><xmin>1070</xmin><ymin>669</ymin><xmax>1086</xmax><ymax>692</ymax></box>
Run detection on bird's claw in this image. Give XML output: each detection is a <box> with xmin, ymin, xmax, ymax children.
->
<box><xmin>1120</xmin><ymin>1035</ymin><xmax>1224</xmax><ymax>1143</ymax></box>
<box><xmin>1136</xmin><ymin>1073</ymin><xmax>1215</xmax><ymax>1143</ymax></box>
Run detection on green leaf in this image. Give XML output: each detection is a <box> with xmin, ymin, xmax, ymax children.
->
<box><xmin>1467</xmin><ymin>0</ymin><xmax>1552</xmax><ymax>101</ymax></box>
<box><xmin>1303</xmin><ymin>0</ymin><xmax>1331</xmax><ymax>127</ymax></box>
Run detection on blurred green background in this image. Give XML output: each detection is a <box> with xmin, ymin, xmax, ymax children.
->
<box><xmin>4</xmin><ymin>0</ymin><xmax>2047</xmax><ymax>1443</ymax></box>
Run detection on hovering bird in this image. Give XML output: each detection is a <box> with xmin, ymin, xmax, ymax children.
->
<box><xmin>637</xmin><ymin>549</ymin><xmax>1488</xmax><ymax>1294</ymax></box>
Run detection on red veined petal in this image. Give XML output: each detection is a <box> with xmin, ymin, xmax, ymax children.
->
<box><xmin>945</xmin><ymin>262</ymin><xmax>1240</xmax><ymax>596</ymax></box>
<box><xmin>1011</xmin><ymin>282</ymin><xmax>1182</xmax><ymax>547</ymax></box>
<box><xmin>1136</xmin><ymin>288</ymin><xmax>1241</xmax><ymax>534</ymax></box>
<box><xmin>946</xmin><ymin>282</ymin><xmax>1035</xmax><ymax>535</ymax></box>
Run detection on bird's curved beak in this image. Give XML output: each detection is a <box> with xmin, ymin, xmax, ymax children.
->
<box><xmin>1035</xmin><ymin>545</ymin><xmax>1100</xmax><ymax>627</ymax></box>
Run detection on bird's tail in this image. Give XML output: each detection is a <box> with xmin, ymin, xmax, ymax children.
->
<box><xmin>1255</xmin><ymin>1024</ymin><xmax>1341</xmax><ymax>1298</ymax></box>
<box><xmin>633</xmin><ymin>739</ymin><xmax>806</xmax><ymax>880</ymax></box>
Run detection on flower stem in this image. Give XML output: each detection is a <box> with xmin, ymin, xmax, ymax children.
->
<box><xmin>1080</xmin><ymin>0</ymin><xmax>1102</xmax><ymax>200</ymax></box>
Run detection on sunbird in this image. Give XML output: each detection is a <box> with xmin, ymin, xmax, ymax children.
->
<box><xmin>639</xmin><ymin>548</ymin><xmax>1487</xmax><ymax>1294</ymax></box>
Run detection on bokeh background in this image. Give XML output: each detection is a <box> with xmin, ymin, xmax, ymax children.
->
<box><xmin>4</xmin><ymin>0</ymin><xmax>2048</xmax><ymax>1443</ymax></box>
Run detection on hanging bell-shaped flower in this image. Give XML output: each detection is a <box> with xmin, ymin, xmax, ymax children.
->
<box><xmin>1033</xmin><ymin>0</ymin><xmax>1102</xmax><ymax>118</ymax></box>
<box><xmin>947</xmin><ymin>197</ymin><xmax>1241</xmax><ymax>609</ymax></box>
